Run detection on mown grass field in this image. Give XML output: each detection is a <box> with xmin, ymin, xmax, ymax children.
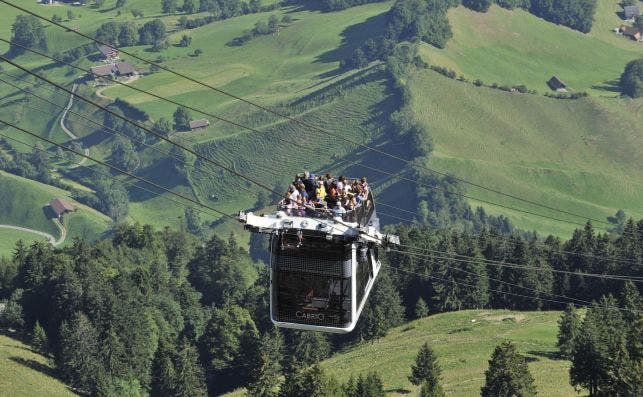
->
<box><xmin>0</xmin><ymin>171</ymin><xmax>110</xmax><ymax>256</ymax></box>
<box><xmin>0</xmin><ymin>229</ymin><xmax>49</xmax><ymax>257</ymax></box>
<box><xmin>0</xmin><ymin>334</ymin><xmax>77</xmax><ymax>396</ymax></box>
<box><xmin>223</xmin><ymin>310</ymin><xmax>576</xmax><ymax>397</ymax></box>
<box><xmin>421</xmin><ymin>2</ymin><xmax>640</xmax><ymax>96</ymax></box>
<box><xmin>322</xmin><ymin>310</ymin><xmax>575</xmax><ymax>397</ymax></box>
<box><xmin>409</xmin><ymin>69</ymin><xmax>643</xmax><ymax>237</ymax></box>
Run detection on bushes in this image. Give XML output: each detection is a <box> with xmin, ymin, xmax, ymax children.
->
<box><xmin>462</xmin><ymin>0</ymin><xmax>492</xmax><ymax>12</ymax></box>
<box><xmin>620</xmin><ymin>58</ymin><xmax>643</xmax><ymax>98</ymax></box>
<box><xmin>385</xmin><ymin>0</ymin><xmax>454</xmax><ymax>49</ymax></box>
<box><xmin>320</xmin><ymin>0</ymin><xmax>388</xmax><ymax>11</ymax></box>
<box><xmin>529</xmin><ymin>0</ymin><xmax>597</xmax><ymax>33</ymax></box>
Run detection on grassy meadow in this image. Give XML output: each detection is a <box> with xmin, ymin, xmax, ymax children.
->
<box><xmin>0</xmin><ymin>0</ymin><xmax>641</xmax><ymax>241</ymax></box>
<box><xmin>408</xmin><ymin>69</ymin><xmax>643</xmax><ymax>237</ymax></box>
<box><xmin>0</xmin><ymin>334</ymin><xmax>77</xmax><ymax>396</ymax></box>
<box><xmin>224</xmin><ymin>310</ymin><xmax>576</xmax><ymax>397</ymax></box>
<box><xmin>0</xmin><ymin>171</ymin><xmax>110</xmax><ymax>256</ymax></box>
<box><xmin>421</xmin><ymin>2</ymin><xmax>640</xmax><ymax>96</ymax></box>
<box><xmin>0</xmin><ymin>228</ymin><xmax>50</xmax><ymax>256</ymax></box>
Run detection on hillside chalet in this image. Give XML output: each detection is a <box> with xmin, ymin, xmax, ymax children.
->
<box><xmin>620</xmin><ymin>26</ymin><xmax>642</xmax><ymax>41</ymax></box>
<box><xmin>98</xmin><ymin>44</ymin><xmax>119</xmax><ymax>61</ymax></box>
<box><xmin>189</xmin><ymin>119</ymin><xmax>210</xmax><ymax>130</ymax></box>
<box><xmin>49</xmin><ymin>198</ymin><xmax>75</xmax><ymax>218</ymax></box>
<box><xmin>624</xmin><ymin>5</ymin><xmax>640</xmax><ymax>20</ymax></box>
<box><xmin>89</xmin><ymin>61</ymin><xmax>138</xmax><ymax>79</ymax></box>
<box><xmin>547</xmin><ymin>76</ymin><xmax>567</xmax><ymax>91</ymax></box>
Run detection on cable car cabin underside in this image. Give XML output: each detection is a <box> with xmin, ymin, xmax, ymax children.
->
<box><xmin>238</xmin><ymin>205</ymin><xmax>399</xmax><ymax>333</ymax></box>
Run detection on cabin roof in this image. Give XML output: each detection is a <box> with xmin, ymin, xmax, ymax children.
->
<box><xmin>49</xmin><ymin>198</ymin><xmax>75</xmax><ymax>216</ymax></box>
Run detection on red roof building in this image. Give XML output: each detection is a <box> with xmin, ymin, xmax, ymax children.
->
<box><xmin>49</xmin><ymin>198</ymin><xmax>75</xmax><ymax>218</ymax></box>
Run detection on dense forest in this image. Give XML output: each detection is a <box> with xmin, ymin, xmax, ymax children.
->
<box><xmin>0</xmin><ymin>216</ymin><xmax>641</xmax><ymax>395</ymax></box>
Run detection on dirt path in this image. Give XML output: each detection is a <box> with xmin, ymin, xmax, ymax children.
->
<box><xmin>0</xmin><ymin>222</ymin><xmax>66</xmax><ymax>246</ymax></box>
<box><xmin>59</xmin><ymin>83</ymin><xmax>90</xmax><ymax>168</ymax></box>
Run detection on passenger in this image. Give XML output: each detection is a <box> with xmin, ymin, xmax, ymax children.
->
<box><xmin>298</xmin><ymin>183</ymin><xmax>309</xmax><ymax>202</ymax></box>
<box><xmin>324</xmin><ymin>173</ymin><xmax>334</xmax><ymax>191</ymax></box>
<box><xmin>337</xmin><ymin>176</ymin><xmax>344</xmax><ymax>193</ymax></box>
<box><xmin>332</xmin><ymin>201</ymin><xmax>347</xmax><ymax>217</ymax></box>
<box><xmin>342</xmin><ymin>177</ymin><xmax>352</xmax><ymax>195</ymax></box>
<box><xmin>316</xmin><ymin>180</ymin><xmax>326</xmax><ymax>201</ymax></box>
<box><xmin>360</xmin><ymin>176</ymin><xmax>369</xmax><ymax>193</ymax></box>
<box><xmin>288</xmin><ymin>185</ymin><xmax>300</xmax><ymax>202</ymax></box>
<box><xmin>346</xmin><ymin>194</ymin><xmax>357</xmax><ymax>210</ymax></box>
<box><xmin>326</xmin><ymin>182</ymin><xmax>338</xmax><ymax>208</ymax></box>
<box><xmin>302</xmin><ymin>171</ymin><xmax>316</xmax><ymax>198</ymax></box>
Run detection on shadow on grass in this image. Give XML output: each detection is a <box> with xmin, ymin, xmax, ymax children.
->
<box><xmin>9</xmin><ymin>356</ymin><xmax>57</xmax><ymax>378</ymax></box>
<box><xmin>527</xmin><ymin>350</ymin><xmax>564</xmax><ymax>361</ymax></box>
<box><xmin>385</xmin><ymin>388</ymin><xmax>411</xmax><ymax>394</ymax></box>
<box><xmin>315</xmin><ymin>13</ymin><xmax>387</xmax><ymax>65</ymax></box>
<box><xmin>591</xmin><ymin>79</ymin><xmax>622</xmax><ymax>94</ymax></box>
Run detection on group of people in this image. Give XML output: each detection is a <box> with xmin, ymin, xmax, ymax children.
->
<box><xmin>279</xmin><ymin>171</ymin><xmax>371</xmax><ymax>218</ymax></box>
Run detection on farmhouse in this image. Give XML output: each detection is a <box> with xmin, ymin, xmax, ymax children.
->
<box><xmin>90</xmin><ymin>64</ymin><xmax>114</xmax><ymax>78</ymax></box>
<box><xmin>98</xmin><ymin>44</ymin><xmax>119</xmax><ymax>61</ymax></box>
<box><xmin>624</xmin><ymin>5</ymin><xmax>640</xmax><ymax>20</ymax></box>
<box><xmin>620</xmin><ymin>26</ymin><xmax>642</xmax><ymax>41</ymax></box>
<box><xmin>49</xmin><ymin>198</ymin><xmax>75</xmax><ymax>218</ymax></box>
<box><xmin>89</xmin><ymin>61</ymin><xmax>138</xmax><ymax>79</ymax></box>
<box><xmin>115</xmin><ymin>61</ymin><xmax>137</xmax><ymax>77</ymax></box>
<box><xmin>547</xmin><ymin>76</ymin><xmax>567</xmax><ymax>91</ymax></box>
<box><xmin>189</xmin><ymin>119</ymin><xmax>210</xmax><ymax>130</ymax></box>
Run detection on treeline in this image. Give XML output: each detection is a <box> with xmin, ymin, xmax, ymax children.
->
<box><xmin>227</xmin><ymin>14</ymin><xmax>293</xmax><ymax>46</ymax></box>
<box><xmin>341</xmin><ymin>0</ymin><xmax>598</xmax><ymax>70</ymax></box>
<box><xmin>527</xmin><ymin>0</ymin><xmax>597</xmax><ymax>33</ymax></box>
<box><xmin>389</xmin><ymin>220</ymin><xmax>643</xmax><ymax>315</ymax></box>
<box><xmin>163</xmin><ymin>0</ymin><xmax>280</xmax><ymax>18</ymax></box>
<box><xmin>0</xmin><ymin>224</ymin><xmax>400</xmax><ymax>395</ymax></box>
<box><xmin>558</xmin><ymin>290</ymin><xmax>642</xmax><ymax>396</ymax></box>
<box><xmin>320</xmin><ymin>0</ymin><xmax>388</xmax><ymax>11</ymax></box>
<box><xmin>95</xmin><ymin>19</ymin><xmax>167</xmax><ymax>48</ymax></box>
<box><xmin>0</xmin><ymin>220</ymin><xmax>643</xmax><ymax>397</ymax></box>
<box><xmin>0</xmin><ymin>217</ymin><xmax>641</xmax><ymax>394</ymax></box>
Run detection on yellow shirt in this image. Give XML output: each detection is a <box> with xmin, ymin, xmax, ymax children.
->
<box><xmin>316</xmin><ymin>186</ymin><xmax>326</xmax><ymax>200</ymax></box>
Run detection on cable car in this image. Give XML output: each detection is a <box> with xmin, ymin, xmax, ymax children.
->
<box><xmin>238</xmin><ymin>186</ymin><xmax>398</xmax><ymax>333</ymax></box>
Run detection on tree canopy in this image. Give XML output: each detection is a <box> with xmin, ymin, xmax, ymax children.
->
<box><xmin>620</xmin><ymin>58</ymin><xmax>643</xmax><ymax>98</ymax></box>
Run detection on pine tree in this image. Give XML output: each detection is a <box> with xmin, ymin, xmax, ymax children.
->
<box><xmin>174</xmin><ymin>339</ymin><xmax>207</xmax><ymax>397</ymax></box>
<box><xmin>353</xmin><ymin>372</ymin><xmax>385</xmax><ymax>397</ymax></box>
<box><xmin>151</xmin><ymin>339</ymin><xmax>177</xmax><ymax>397</ymax></box>
<box><xmin>414</xmin><ymin>297</ymin><xmax>429</xmax><ymax>319</ymax></box>
<box><xmin>432</xmin><ymin>238</ymin><xmax>461</xmax><ymax>311</ymax></box>
<box><xmin>420</xmin><ymin>379</ymin><xmax>445</xmax><ymax>397</ymax></box>
<box><xmin>291</xmin><ymin>331</ymin><xmax>330</xmax><ymax>367</ymax></box>
<box><xmin>556</xmin><ymin>304</ymin><xmax>581</xmax><ymax>359</ymax></box>
<box><xmin>481</xmin><ymin>341</ymin><xmax>536</xmax><ymax>397</ymax></box>
<box><xmin>58</xmin><ymin>312</ymin><xmax>101</xmax><ymax>393</ymax></box>
<box><xmin>30</xmin><ymin>320</ymin><xmax>48</xmax><ymax>354</ymax></box>
<box><xmin>279</xmin><ymin>364</ymin><xmax>338</xmax><ymax>397</ymax></box>
<box><xmin>247</xmin><ymin>328</ymin><xmax>283</xmax><ymax>397</ymax></box>
<box><xmin>409</xmin><ymin>342</ymin><xmax>442</xmax><ymax>393</ymax></box>
<box><xmin>570</xmin><ymin>295</ymin><xmax>638</xmax><ymax>396</ymax></box>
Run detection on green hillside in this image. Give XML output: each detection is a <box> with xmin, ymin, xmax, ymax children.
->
<box><xmin>322</xmin><ymin>310</ymin><xmax>574</xmax><ymax>396</ymax></box>
<box><xmin>409</xmin><ymin>69</ymin><xmax>643</xmax><ymax>236</ymax></box>
<box><xmin>0</xmin><ymin>334</ymin><xmax>77</xmax><ymax>396</ymax></box>
<box><xmin>0</xmin><ymin>171</ymin><xmax>110</xmax><ymax>256</ymax></box>
<box><xmin>421</xmin><ymin>2</ymin><xmax>640</xmax><ymax>96</ymax></box>
<box><xmin>0</xmin><ymin>0</ymin><xmax>640</xmax><ymax>239</ymax></box>
<box><xmin>224</xmin><ymin>310</ymin><xmax>576</xmax><ymax>397</ymax></box>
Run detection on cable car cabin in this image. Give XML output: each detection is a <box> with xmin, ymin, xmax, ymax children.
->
<box><xmin>238</xmin><ymin>190</ymin><xmax>399</xmax><ymax>333</ymax></box>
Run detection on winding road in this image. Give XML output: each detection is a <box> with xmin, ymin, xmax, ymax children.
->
<box><xmin>59</xmin><ymin>83</ymin><xmax>89</xmax><ymax>168</ymax></box>
<box><xmin>0</xmin><ymin>221</ymin><xmax>66</xmax><ymax>247</ymax></box>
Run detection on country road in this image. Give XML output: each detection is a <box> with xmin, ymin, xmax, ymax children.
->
<box><xmin>59</xmin><ymin>83</ymin><xmax>89</xmax><ymax>168</ymax></box>
<box><xmin>0</xmin><ymin>222</ymin><xmax>66</xmax><ymax>246</ymax></box>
